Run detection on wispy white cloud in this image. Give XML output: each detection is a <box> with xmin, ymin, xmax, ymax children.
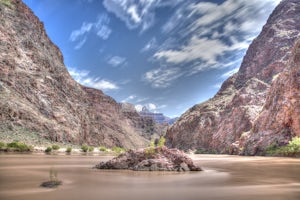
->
<box><xmin>156</xmin><ymin>0</ymin><xmax>278</xmax><ymax>66</ymax></box>
<box><xmin>121</xmin><ymin>95</ymin><xmax>136</xmax><ymax>103</ymax></box>
<box><xmin>96</xmin><ymin>26</ymin><xmax>112</xmax><ymax>40</ymax></box>
<box><xmin>145</xmin><ymin>0</ymin><xmax>280</xmax><ymax>88</ymax></box>
<box><xmin>143</xmin><ymin>67</ymin><xmax>183</xmax><ymax>88</ymax></box>
<box><xmin>155</xmin><ymin>37</ymin><xmax>231</xmax><ymax>65</ymax></box>
<box><xmin>74</xmin><ymin>37</ymin><xmax>87</xmax><ymax>50</ymax></box>
<box><xmin>95</xmin><ymin>15</ymin><xmax>112</xmax><ymax>40</ymax></box>
<box><xmin>136</xmin><ymin>97</ymin><xmax>149</xmax><ymax>103</ymax></box>
<box><xmin>213</xmin><ymin>83</ymin><xmax>222</xmax><ymax>89</ymax></box>
<box><xmin>221</xmin><ymin>67</ymin><xmax>239</xmax><ymax>79</ymax></box>
<box><xmin>103</xmin><ymin>0</ymin><xmax>183</xmax><ymax>32</ymax></box>
<box><xmin>141</xmin><ymin>37</ymin><xmax>158</xmax><ymax>52</ymax></box>
<box><xmin>70</xmin><ymin>22</ymin><xmax>93</xmax><ymax>42</ymax></box>
<box><xmin>161</xmin><ymin>4</ymin><xmax>187</xmax><ymax>34</ymax></box>
<box><xmin>68</xmin><ymin>67</ymin><xmax>119</xmax><ymax>91</ymax></box>
<box><xmin>70</xmin><ymin>14</ymin><xmax>112</xmax><ymax>49</ymax></box>
<box><xmin>107</xmin><ymin>56</ymin><xmax>126</xmax><ymax>67</ymax></box>
<box><xmin>135</xmin><ymin>103</ymin><xmax>166</xmax><ymax>113</ymax></box>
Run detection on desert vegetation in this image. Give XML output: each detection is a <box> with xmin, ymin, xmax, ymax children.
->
<box><xmin>66</xmin><ymin>147</ymin><xmax>72</xmax><ymax>153</ymax></box>
<box><xmin>266</xmin><ymin>137</ymin><xmax>300</xmax><ymax>157</ymax></box>
<box><xmin>45</xmin><ymin>147</ymin><xmax>52</xmax><ymax>153</ymax></box>
<box><xmin>145</xmin><ymin>136</ymin><xmax>166</xmax><ymax>156</ymax></box>
<box><xmin>0</xmin><ymin>141</ymin><xmax>33</xmax><ymax>152</ymax></box>
<box><xmin>52</xmin><ymin>144</ymin><xmax>60</xmax><ymax>150</ymax></box>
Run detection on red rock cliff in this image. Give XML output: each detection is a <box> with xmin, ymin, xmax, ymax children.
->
<box><xmin>166</xmin><ymin>0</ymin><xmax>300</xmax><ymax>154</ymax></box>
<box><xmin>0</xmin><ymin>0</ymin><xmax>156</xmax><ymax>148</ymax></box>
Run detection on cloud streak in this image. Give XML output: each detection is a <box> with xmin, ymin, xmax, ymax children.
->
<box><xmin>107</xmin><ymin>56</ymin><xmax>126</xmax><ymax>67</ymax></box>
<box><xmin>144</xmin><ymin>0</ymin><xmax>280</xmax><ymax>89</ymax></box>
<box><xmin>68</xmin><ymin>67</ymin><xmax>119</xmax><ymax>91</ymax></box>
<box><xmin>103</xmin><ymin>0</ymin><xmax>183</xmax><ymax>32</ymax></box>
<box><xmin>135</xmin><ymin>103</ymin><xmax>166</xmax><ymax>113</ymax></box>
<box><xmin>141</xmin><ymin>37</ymin><xmax>158</xmax><ymax>52</ymax></box>
<box><xmin>143</xmin><ymin>67</ymin><xmax>183</xmax><ymax>88</ymax></box>
<box><xmin>70</xmin><ymin>14</ymin><xmax>112</xmax><ymax>49</ymax></box>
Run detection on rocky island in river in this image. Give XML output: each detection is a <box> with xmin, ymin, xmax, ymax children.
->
<box><xmin>95</xmin><ymin>146</ymin><xmax>201</xmax><ymax>171</ymax></box>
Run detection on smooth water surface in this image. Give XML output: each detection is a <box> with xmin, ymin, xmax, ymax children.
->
<box><xmin>0</xmin><ymin>153</ymin><xmax>300</xmax><ymax>200</ymax></box>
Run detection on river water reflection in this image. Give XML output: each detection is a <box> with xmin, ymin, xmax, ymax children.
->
<box><xmin>0</xmin><ymin>153</ymin><xmax>300</xmax><ymax>200</ymax></box>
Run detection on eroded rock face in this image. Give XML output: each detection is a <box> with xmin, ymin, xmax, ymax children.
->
<box><xmin>166</xmin><ymin>0</ymin><xmax>300</xmax><ymax>154</ymax></box>
<box><xmin>243</xmin><ymin>40</ymin><xmax>300</xmax><ymax>155</ymax></box>
<box><xmin>95</xmin><ymin>147</ymin><xmax>201</xmax><ymax>171</ymax></box>
<box><xmin>0</xmin><ymin>0</ymin><xmax>156</xmax><ymax>148</ymax></box>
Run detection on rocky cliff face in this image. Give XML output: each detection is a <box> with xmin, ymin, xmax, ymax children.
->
<box><xmin>166</xmin><ymin>0</ymin><xmax>300</xmax><ymax>154</ymax></box>
<box><xmin>0</xmin><ymin>0</ymin><xmax>153</xmax><ymax>148</ymax></box>
<box><xmin>243</xmin><ymin>39</ymin><xmax>300</xmax><ymax>155</ymax></box>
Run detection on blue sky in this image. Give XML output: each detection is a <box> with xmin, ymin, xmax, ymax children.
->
<box><xmin>23</xmin><ymin>0</ymin><xmax>280</xmax><ymax>117</ymax></box>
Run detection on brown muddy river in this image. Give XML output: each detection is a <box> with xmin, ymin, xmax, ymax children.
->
<box><xmin>0</xmin><ymin>153</ymin><xmax>300</xmax><ymax>200</ymax></box>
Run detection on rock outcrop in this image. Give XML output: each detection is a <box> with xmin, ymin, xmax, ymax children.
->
<box><xmin>0</xmin><ymin>0</ymin><xmax>156</xmax><ymax>148</ymax></box>
<box><xmin>95</xmin><ymin>147</ymin><xmax>201</xmax><ymax>171</ymax></box>
<box><xmin>166</xmin><ymin>0</ymin><xmax>300</xmax><ymax>154</ymax></box>
<box><xmin>138</xmin><ymin>106</ymin><xmax>178</xmax><ymax>125</ymax></box>
<box><xmin>243</xmin><ymin>39</ymin><xmax>300</xmax><ymax>155</ymax></box>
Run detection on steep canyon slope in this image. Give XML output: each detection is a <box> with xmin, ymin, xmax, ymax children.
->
<box><xmin>0</xmin><ymin>0</ymin><xmax>156</xmax><ymax>148</ymax></box>
<box><xmin>166</xmin><ymin>0</ymin><xmax>300</xmax><ymax>155</ymax></box>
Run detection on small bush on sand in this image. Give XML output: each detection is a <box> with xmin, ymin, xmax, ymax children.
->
<box><xmin>99</xmin><ymin>146</ymin><xmax>107</xmax><ymax>152</ymax></box>
<box><xmin>88</xmin><ymin>146</ymin><xmax>94</xmax><ymax>152</ymax></box>
<box><xmin>52</xmin><ymin>144</ymin><xmax>60</xmax><ymax>150</ymax></box>
<box><xmin>81</xmin><ymin>144</ymin><xmax>89</xmax><ymax>152</ymax></box>
<box><xmin>66</xmin><ymin>147</ymin><xmax>72</xmax><ymax>153</ymax></box>
<box><xmin>112</xmin><ymin>146</ymin><xmax>125</xmax><ymax>154</ymax></box>
<box><xmin>0</xmin><ymin>142</ymin><xmax>6</xmax><ymax>149</ymax></box>
<box><xmin>7</xmin><ymin>141</ymin><xmax>33</xmax><ymax>152</ymax></box>
<box><xmin>45</xmin><ymin>147</ymin><xmax>52</xmax><ymax>153</ymax></box>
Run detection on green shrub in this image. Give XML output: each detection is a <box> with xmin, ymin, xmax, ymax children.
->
<box><xmin>145</xmin><ymin>147</ymin><xmax>155</xmax><ymax>157</ymax></box>
<box><xmin>195</xmin><ymin>148</ymin><xmax>217</xmax><ymax>154</ymax></box>
<box><xmin>287</xmin><ymin>137</ymin><xmax>300</xmax><ymax>150</ymax></box>
<box><xmin>66</xmin><ymin>147</ymin><xmax>72</xmax><ymax>153</ymax></box>
<box><xmin>7</xmin><ymin>141</ymin><xmax>32</xmax><ymax>152</ymax></box>
<box><xmin>145</xmin><ymin>139</ymin><xmax>156</xmax><ymax>157</ymax></box>
<box><xmin>88</xmin><ymin>146</ymin><xmax>94</xmax><ymax>152</ymax></box>
<box><xmin>45</xmin><ymin>147</ymin><xmax>52</xmax><ymax>153</ymax></box>
<box><xmin>81</xmin><ymin>145</ymin><xmax>89</xmax><ymax>152</ymax></box>
<box><xmin>195</xmin><ymin>149</ymin><xmax>206</xmax><ymax>154</ymax></box>
<box><xmin>99</xmin><ymin>146</ymin><xmax>107</xmax><ymax>152</ymax></box>
<box><xmin>266</xmin><ymin>137</ymin><xmax>300</xmax><ymax>156</ymax></box>
<box><xmin>278</xmin><ymin>137</ymin><xmax>300</xmax><ymax>156</ymax></box>
<box><xmin>265</xmin><ymin>143</ymin><xmax>278</xmax><ymax>155</ymax></box>
<box><xmin>52</xmin><ymin>144</ymin><xmax>60</xmax><ymax>150</ymax></box>
<box><xmin>0</xmin><ymin>141</ymin><xmax>6</xmax><ymax>149</ymax></box>
<box><xmin>112</xmin><ymin>147</ymin><xmax>125</xmax><ymax>154</ymax></box>
<box><xmin>157</xmin><ymin>136</ymin><xmax>166</xmax><ymax>147</ymax></box>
